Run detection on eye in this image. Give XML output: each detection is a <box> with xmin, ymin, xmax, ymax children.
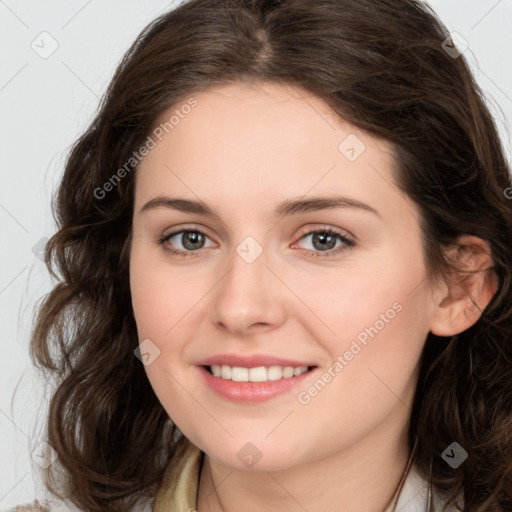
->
<box><xmin>293</xmin><ymin>227</ymin><xmax>355</xmax><ymax>257</ymax></box>
<box><xmin>157</xmin><ymin>227</ymin><xmax>215</xmax><ymax>258</ymax></box>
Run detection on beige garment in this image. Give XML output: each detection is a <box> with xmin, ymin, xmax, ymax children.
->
<box><xmin>152</xmin><ymin>439</ymin><xmax>415</xmax><ymax>512</ymax></box>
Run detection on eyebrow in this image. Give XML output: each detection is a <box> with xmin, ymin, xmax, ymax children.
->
<box><xmin>139</xmin><ymin>195</ymin><xmax>380</xmax><ymax>219</ymax></box>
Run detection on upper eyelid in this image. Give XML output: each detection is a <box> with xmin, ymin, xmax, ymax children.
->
<box><xmin>163</xmin><ymin>224</ymin><xmax>213</xmax><ymax>240</ymax></box>
<box><xmin>295</xmin><ymin>224</ymin><xmax>354</xmax><ymax>241</ymax></box>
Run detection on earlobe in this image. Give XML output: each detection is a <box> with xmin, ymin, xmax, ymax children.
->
<box><xmin>429</xmin><ymin>235</ymin><xmax>499</xmax><ymax>337</ymax></box>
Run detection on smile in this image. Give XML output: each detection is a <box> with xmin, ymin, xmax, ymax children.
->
<box><xmin>197</xmin><ymin>363</ymin><xmax>318</xmax><ymax>403</ymax></box>
<box><xmin>207</xmin><ymin>364</ymin><xmax>311</xmax><ymax>381</ymax></box>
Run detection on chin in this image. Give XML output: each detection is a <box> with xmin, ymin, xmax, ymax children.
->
<box><xmin>197</xmin><ymin>436</ymin><xmax>309</xmax><ymax>472</ymax></box>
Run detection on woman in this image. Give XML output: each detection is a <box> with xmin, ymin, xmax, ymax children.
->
<box><xmin>12</xmin><ymin>0</ymin><xmax>512</xmax><ymax>511</ymax></box>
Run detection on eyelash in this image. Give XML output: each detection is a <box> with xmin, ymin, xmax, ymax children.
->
<box><xmin>157</xmin><ymin>226</ymin><xmax>356</xmax><ymax>259</ymax></box>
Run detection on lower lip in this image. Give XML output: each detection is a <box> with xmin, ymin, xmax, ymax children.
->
<box><xmin>198</xmin><ymin>366</ymin><xmax>317</xmax><ymax>403</ymax></box>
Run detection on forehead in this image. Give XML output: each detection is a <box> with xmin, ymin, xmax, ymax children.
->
<box><xmin>153</xmin><ymin>81</ymin><xmax>373</xmax><ymax>159</ymax></box>
<box><xmin>133</xmin><ymin>81</ymin><xmax>410</xmax><ymax>223</ymax></box>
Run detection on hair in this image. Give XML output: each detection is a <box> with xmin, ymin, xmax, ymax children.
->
<box><xmin>27</xmin><ymin>0</ymin><xmax>512</xmax><ymax>511</ymax></box>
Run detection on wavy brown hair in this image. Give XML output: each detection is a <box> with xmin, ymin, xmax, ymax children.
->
<box><xmin>27</xmin><ymin>0</ymin><xmax>512</xmax><ymax>510</ymax></box>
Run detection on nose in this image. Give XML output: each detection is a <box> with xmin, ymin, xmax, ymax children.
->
<box><xmin>211</xmin><ymin>241</ymin><xmax>287</xmax><ymax>337</ymax></box>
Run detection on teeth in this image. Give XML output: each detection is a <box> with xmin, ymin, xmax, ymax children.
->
<box><xmin>232</xmin><ymin>367</ymin><xmax>249</xmax><ymax>382</ymax></box>
<box><xmin>209</xmin><ymin>365</ymin><xmax>309</xmax><ymax>382</ymax></box>
<box><xmin>267</xmin><ymin>366</ymin><xmax>283</xmax><ymax>381</ymax></box>
<box><xmin>282</xmin><ymin>366</ymin><xmax>295</xmax><ymax>378</ymax></box>
<box><xmin>221</xmin><ymin>365</ymin><xmax>231</xmax><ymax>379</ymax></box>
<box><xmin>249</xmin><ymin>366</ymin><xmax>267</xmax><ymax>382</ymax></box>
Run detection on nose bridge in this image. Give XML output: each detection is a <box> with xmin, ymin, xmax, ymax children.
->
<box><xmin>220</xmin><ymin>234</ymin><xmax>269</xmax><ymax>305</ymax></box>
<box><xmin>211</xmin><ymin>233</ymin><xmax>284</xmax><ymax>333</ymax></box>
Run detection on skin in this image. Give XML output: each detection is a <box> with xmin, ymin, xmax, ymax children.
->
<box><xmin>129</xmin><ymin>81</ymin><xmax>496</xmax><ymax>512</ymax></box>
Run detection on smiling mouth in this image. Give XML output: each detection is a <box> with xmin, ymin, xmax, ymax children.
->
<box><xmin>203</xmin><ymin>364</ymin><xmax>317</xmax><ymax>382</ymax></box>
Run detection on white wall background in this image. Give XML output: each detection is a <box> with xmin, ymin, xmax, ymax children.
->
<box><xmin>0</xmin><ymin>0</ymin><xmax>510</xmax><ymax>508</ymax></box>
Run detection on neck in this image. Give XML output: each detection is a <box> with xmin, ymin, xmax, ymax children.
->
<box><xmin>196</xmin><ymin>403</ymin><xmax>412</xmax><ymax>512</ymax></box>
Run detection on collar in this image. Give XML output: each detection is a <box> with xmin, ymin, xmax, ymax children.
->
<box><xmin>153</xmin><ymin>439</ymin><xmax>202</xmax><ymax>512</ymax></box>
<box><xmin>152</xmin><ymin>440</ymin><xmax>455</xmax><ymax>512</ymax></box>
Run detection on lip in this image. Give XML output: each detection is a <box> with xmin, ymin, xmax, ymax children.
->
<box><xmin>197</xmin><ymin>366</ymin><xmax>318</xmax><ymax>403</ymax></box>
<box><xmin>196</xmin><ymin>354</ymin><xmax>319</xmax><ymax>404</ymax></box>
<box><xmin>197</xmin><ymin>353</ymin><xmax>316</xmax><ymax>368</ymax></box>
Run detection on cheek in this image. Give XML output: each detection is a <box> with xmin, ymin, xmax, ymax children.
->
<box><xmin>129</xmin><ymin>251</ymin><xmax>199</xmax><ymax>424</ymax></box>
<box><xmin>289</xmin><ymin>278</ymin><xmax>428</xmax><ymax>458</ymax></box>
<box><xmin>129</xmin><ymin>247</ymin><xmax>210</xmax><ymax>412</ymax></box>
<box><xmin>130</xmin><ymin>244</ymin><xmax>203</xmax><ymax>341</ymax></box>
<box><xmin>285</xmin><ymin>256</ymin><xmax>418</xmax><ymax>342</ymax></box>
<box><xmin>292</xmin><ymin>250</ymin><xmax>429</xmax><ymax>387</ymax></box>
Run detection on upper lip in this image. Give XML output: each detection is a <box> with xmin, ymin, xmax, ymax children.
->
<box><xmin>197</xmin><ymin>354</ymin><xmax>317</xmax><ymax>368</ymax></box>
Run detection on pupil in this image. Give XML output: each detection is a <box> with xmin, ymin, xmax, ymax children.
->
<box><xmin>184</xmin><ymin>231</ymin><xmax>203</xmax><ymax>250</ymax></box>
<box><xmin>314</xmin><ymin>233</ymin><xmax>335</xmax><ymax>250</ymax></box>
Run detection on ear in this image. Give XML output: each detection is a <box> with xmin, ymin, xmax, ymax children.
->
<box><xmin>429</xmin><ymin>235</ymin><xmax>499</xmax><ymax>337</ymax></box>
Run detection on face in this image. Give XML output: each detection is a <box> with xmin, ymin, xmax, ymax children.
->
<box><xmin>129</xmin><ymin>81</ymin><xmax>435</xmax><ymax>471</ymax></box>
